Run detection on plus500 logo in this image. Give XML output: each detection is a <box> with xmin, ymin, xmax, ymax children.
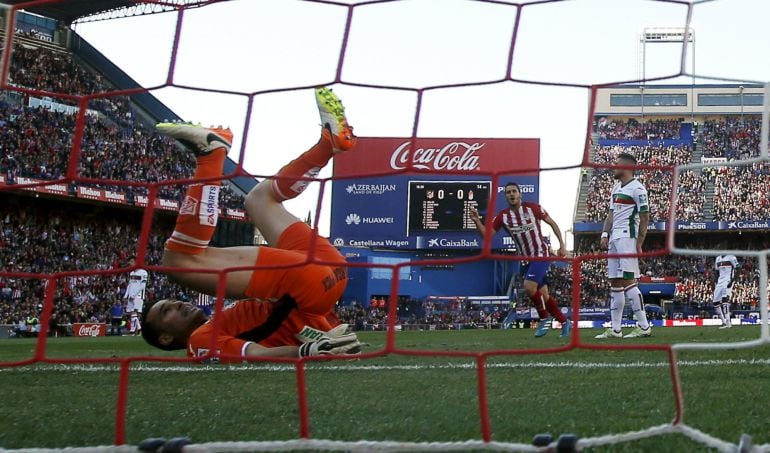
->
<box><xmin>498</xmin><ymin>184</ymin><xmax>535</xmax><ymax>193</ymax></box>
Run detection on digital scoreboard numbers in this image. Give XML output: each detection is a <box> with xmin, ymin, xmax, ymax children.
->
<box><xmin>408</xmin><ymin>181</ymin><xmax>491</xmax><ymax>233</ymax></box>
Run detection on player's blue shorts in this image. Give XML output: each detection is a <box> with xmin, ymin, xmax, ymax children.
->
<box><xmin>523</xmin><ymin>261</ymin><xmax>550</xmax><ymax>288</ymax></box>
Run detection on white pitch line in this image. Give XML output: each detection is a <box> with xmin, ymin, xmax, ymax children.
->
<box><xmin>1</xmin><ymin>358</ymin><xmax>769</xmax><ymax>373</ymax></box>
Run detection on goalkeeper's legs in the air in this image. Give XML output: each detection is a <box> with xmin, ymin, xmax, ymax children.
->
<box><xmin>245</xmin><ymin>86</ymin><xmax>356</xmax><ymax>246</ymax></box>
<box><xmin>156</xmin><ymin>122</ymin><xmax>262</xmax><ymax>298</ymax></box>
<box><xmin>155</xmin><ymin>87</ymin><xmax>356</xmax><ymax>300</ymax></box>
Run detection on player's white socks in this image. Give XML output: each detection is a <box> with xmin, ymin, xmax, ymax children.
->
<box><xmin>714</xmin><ymin>303</ymin><xmax>726</xmax><ymax>324</ymax></box>
<box><xmin>610</xmin><ymin>288</ymin><xmax>625</xmax><ymax>332</ymax></box>
<box><xmin>721</xmin><ymin>303</ymin><xmax>732</xmax><ymax>326</ymax></box>
<box><xmin>626</xmin><ymin>284</ymin><xmax>650</xmax><ymax>330</ymax></box>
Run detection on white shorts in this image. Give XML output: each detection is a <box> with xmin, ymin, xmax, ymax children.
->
<box><xmin>713</xmin><ymin>284</ymin><xmax>732</xmax><ymax>303</ymax></box>
<box><xmin>126</xmin><ymin>297</ymin><xmax>144</xmax><ymax>314</ymax></box>
<box><xmin>607</xmin><ymin>237</ymin><xmax>640</xmax><ymax>279</ymax></box>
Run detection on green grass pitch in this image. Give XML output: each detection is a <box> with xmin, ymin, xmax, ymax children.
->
<box><xmin>1</xmin><ymin>327</ymin><xmax>768</xmax><ymax>452</ymax></box>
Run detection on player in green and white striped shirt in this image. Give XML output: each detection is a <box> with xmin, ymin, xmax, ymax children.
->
<box><xmin>595</xmin><ymin>152</ymin><xmax>652</xmax><ymax>339</ymax></box>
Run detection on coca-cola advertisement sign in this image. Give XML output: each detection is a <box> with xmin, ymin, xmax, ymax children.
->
<box><xmin>73</xmin><ymin>323</ymin><xmax>107</xmax><ymax>337</ymax></box>
<box><xmin>334</xmin><ymin>137</ymin><xmax>539</xmax><ymax>177</ymax></box>
<box><xmin>330</xmin><ymin>137</ymin><xmax>540</xmax><ymax>250</ymax></box>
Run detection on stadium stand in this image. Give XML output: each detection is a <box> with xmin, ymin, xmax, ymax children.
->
<box><xmin>0</xmin><ymin>30</ymin><xmax>247</xmax><ymax>206</ymax></box>
<box><xmin>595</xmin><ymin>117</ymin><xmax>682</xmax><ymax>140</ymax></box>
<box><xmin>1</xmin><ymin>32</ymin><xmax>767</xmax><ymax>333</ymax></box>
<box><xmin>0</xmin><ymin>197</ymin><xmax>181</xmax><ymax>330</ymax></box>
<box><xmin>697</xmin><ymin>116</ymin><xmax>763</xmax><ymax>160</ymax></box>
<box><xmin>583</xmin><ymin>143</ymin><xmax>705</xmax><ymax>221</ymax></box>
<box><xmin>0</xmin><ymin>29</ymin><xmax>252</xmax><ymax>334</ymax></box>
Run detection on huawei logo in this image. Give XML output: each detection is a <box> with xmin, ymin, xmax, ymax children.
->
<box><xmin>345</xmin><ymin>213</ymin><xmax>361</xmax><ymax>225</ymax></box>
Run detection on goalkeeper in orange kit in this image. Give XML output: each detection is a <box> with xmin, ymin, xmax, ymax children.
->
<box><xmin>140</xmin><ymin>87</ymin><xmax>362</xmax><ymax>363</ymax></box>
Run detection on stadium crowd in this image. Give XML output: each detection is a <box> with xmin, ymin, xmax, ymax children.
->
<box><xmin>569</xmin><ymin>237</ymin><xmax>766</xmax><ymax>312</ymax></box>
<box><xmin>0</xmin><ymin>200</ymin><xmax>187</xmax><ymax>331</ymax></box>
<box><xmin>0</xmin><ymin>32</ymin><xmax>246</xmax><ymax>208</ymax></box>
<box><xmin>711</xmin><ymin>163</ymin><xmax>770</xmax><ymax>221</ymax></box>
<box><xmin>335</xmin><ymin>298</ymin><xmax>507</xmax><ymax>331</ymax></box>
<box><xmin>584</xmin><ymin>144</ymin><xmax>705</xmax><ymax>222</ymax></box>
<box><xmin>595</xmin><ymin>117</ymin><xmax>682</xmax><ymax>140</ymax></box>
<box><xmin>698</xmin><ymin>116</ymin><xmax>763</xmax><ymax>160</ymax></box>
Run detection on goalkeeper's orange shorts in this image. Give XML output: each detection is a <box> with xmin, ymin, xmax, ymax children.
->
<box><xmin>244</xmin><ymin>221</ymin><xmax>347</xmax><ymax>321</ymax></box>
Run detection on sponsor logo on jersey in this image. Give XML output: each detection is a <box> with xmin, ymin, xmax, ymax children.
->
<box><xmin>200</xmin><ymin>185</ymin><xmax>219</xmax><ymax>226</ymax></box>
<box><xmin>180</xmin><ymin>196</ymin><xmax>198</xmax><ymax>216</ymax></box>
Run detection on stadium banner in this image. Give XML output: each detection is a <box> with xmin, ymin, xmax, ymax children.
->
<box><xmin>73</xmin><ymin>323</ymin><xmax>107</xmax><ymax>337</ymax></box>
<box><xmin>28</xmin><ymin>96</ymin><xmax>99</xmax><ymax>117</ymax></box>
<box><xmin>331</xmin><ymin>137</ymin><xmax>540</xmax><ymax>250</ymax></box>
<box><xmin>13</xmin><ymin>177</ymin><xmax>69</xmax><ymax>196</ymax></box>
<box><xmin>1</xmin><ymin>178</ymin><xmax>248</xmax><ymax>221</ymax></box>
<box><xmin>574</xmin><ymin>220</ymin><xmax>770</xmax><ymax>232</ymax></box>
<box><xmin>103</xmin><ymin>190</ymin><xmax>127</xmax><ymax>204</ymax></box>
<box><xmin>640</xmin><ymin>276</ymin><xmax>677</xmax><ymax>283</ymax></box>
<box><xmin>134</xmin><ymin>194</ymin><xmax>179</xmax><ymax>211</ymax></box>
<box><xmin>75</xmin><ymin>185</ymin><xmax>106</xmax><ymax>201</ymax></box>
<box><xmin>595</xmin><ymin>138</ymin><xmax>692</xmax><ymax>147</ymax></box>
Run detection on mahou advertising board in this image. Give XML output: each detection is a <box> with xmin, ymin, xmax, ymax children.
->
<box><xmin>331</xmin><ymin>137</ymin><xmax>540</xmax><ymax>250</ymax></box>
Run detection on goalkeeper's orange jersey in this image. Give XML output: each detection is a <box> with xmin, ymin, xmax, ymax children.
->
<box><xmin>186</xmin><ymin>296</ymin><xmax>341</xmax><ymax>363</ymax></box>
<box><xmin>186</xmin><ymin>222</ymin><xmax>348</xmax><ymax>364</ymax></box>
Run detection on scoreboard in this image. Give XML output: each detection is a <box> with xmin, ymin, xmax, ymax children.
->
<box><xmin>330</xmin><ymin>137</ymin><xmax>540</xmax><ymax>250</ymax></box>
<box><xmin>408</xmin><ymin>181</ymin><xmax>491</xmax><ymax>234</ymax></box>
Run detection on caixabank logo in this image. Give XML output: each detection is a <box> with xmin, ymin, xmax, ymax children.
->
<box><xmin>416</xmin><ymin>237</ymin><xmax>480</xmax><ymax>249</ymax></box>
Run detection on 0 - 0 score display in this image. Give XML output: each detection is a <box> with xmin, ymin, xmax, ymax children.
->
<box><xmin>408</xmin><ymin>181</ymin><xmax>491</xmax><ymax>234</ymax></box>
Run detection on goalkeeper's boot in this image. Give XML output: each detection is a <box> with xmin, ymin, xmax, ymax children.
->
<box><xmin>559</xmin><ymin>320</ymin><xmax>572</xmax><ymax>339</ymax></box>
<box><xmin>156</xmin><ymin>122</ymin><xmax>233</xmax><ymax>156</ymax></box>
<box><xmin>534</xmin><ymin>318</ymin><xmax>550</xmax><ymax>337</ymax></box>
<box><xmin>595</xmin><ymin>328</ymin><xmax>623</xmax><ymax>339</ymax></box>
<box><xmin>315</xmin><ymin>86</ymin><xmax>357</xmax><ymax>153</ymax></box>
<box><xmin>719</xmin><ymin>323</ymin><xmax>732</xmax><ymax>329</ymax></box>
<box><xmin>624</xmin><ymin>326</ymin><xmax>652</xmax><ymax>338</ymax></box>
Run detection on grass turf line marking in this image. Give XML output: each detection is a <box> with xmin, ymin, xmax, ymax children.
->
<box><xmin>1</xmin><ymin>358</ymin><xmax>769</xmax><ymax>373</ymax></box>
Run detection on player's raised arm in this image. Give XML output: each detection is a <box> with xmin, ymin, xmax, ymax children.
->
<box><xmin>542</xmin><ymin>213</ymin><xmax>566</xmax><ymax>257</ymax></box>
<box><xmin>469</xmin><ymin>207</ymin><xmax>486</xmax><ymax>237</ymax></box>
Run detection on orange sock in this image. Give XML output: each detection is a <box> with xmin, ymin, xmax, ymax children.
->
<box><xmin>271</xmin><ymin>131</ymin><xmax>334</xmax><ymax>201</ymax></box>
<box><xmin>165</xmin><ymin>148</ymin><xmax>227</xmax><ymax>255</ymax></box>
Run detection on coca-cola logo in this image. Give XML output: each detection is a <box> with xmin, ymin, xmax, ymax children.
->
<box><xmin>78</xmin><ymin>324</ymin><xmax>102</xmax><ymax>337</ymax></box>
<box><xmin>389</xmin><ymin>142</ymin><xmax>482</xmax><ymax>171</ymax></box>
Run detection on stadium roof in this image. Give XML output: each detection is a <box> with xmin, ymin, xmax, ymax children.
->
<box><xmin>5</xmin><ymin>0</ymin><xmax>207</xmax><ymax>25</ymax></box>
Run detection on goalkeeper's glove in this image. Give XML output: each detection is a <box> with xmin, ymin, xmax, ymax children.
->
<box><xmin>727</xmin><ymin>280</ymin><xmax>733</xmax><ymax>288</ymax></box>
<box><xmin>298</xmin><ymin>332</ymin><xmax>362</xmax><ymax>357</ymax></box>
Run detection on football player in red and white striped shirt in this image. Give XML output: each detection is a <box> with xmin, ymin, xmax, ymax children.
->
<box><xmin>470</xmin><ymin>182</ymin><xmax>570</xmax><ymax>338</ymax></box>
